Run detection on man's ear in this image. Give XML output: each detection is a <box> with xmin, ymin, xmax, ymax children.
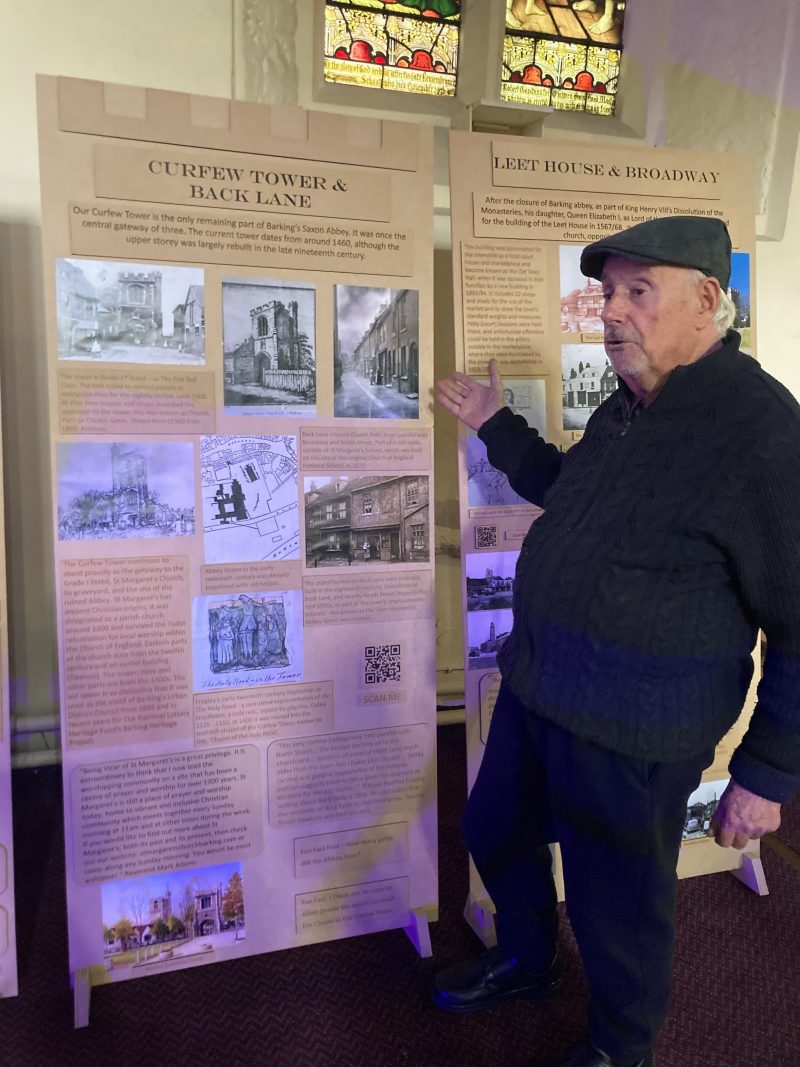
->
<box><xmin>697</xmin><ymin>276</ymin><xmax>721</xmax><ymax>324</ymax></box>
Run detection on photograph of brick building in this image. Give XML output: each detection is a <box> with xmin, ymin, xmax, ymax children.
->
<box><xmin>304</xmin><ymin>474</ymin><xmax>430</xmax><ymax>567</ymax></box>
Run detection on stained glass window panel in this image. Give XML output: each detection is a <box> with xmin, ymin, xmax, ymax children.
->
<box><xmin>502</xmin><ymin>0</ymin><xmax>626</xmax><ymax>116</ymax></box>
<box><xmin>324</xmin><ymin>1</ymin><xmax>461</xmax><ymax>97</ymax></box>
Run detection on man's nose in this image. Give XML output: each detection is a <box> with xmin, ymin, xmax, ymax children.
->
<box><xmin>601</xmin><ymin>292</ymin><xmax>625</xmax><ymax>323</ymax></box>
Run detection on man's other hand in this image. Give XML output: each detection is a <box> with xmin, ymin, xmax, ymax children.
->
<box><xmin>709</xmin><ymin>779</ymin><xmax>782</xmax><ymax>849</ymax></box>
<box><xmin>436</xmin><ymin>358</ymin><xmax>505</xmax><ymax>432</ymax></box>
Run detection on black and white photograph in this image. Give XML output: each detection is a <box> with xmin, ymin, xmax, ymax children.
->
<box><xmin>562</xmin><ymin>343</ymin><xmax>616</xmax><ymax>431</ymax></box>
<box><xmin>682</xmin><ymin>779</ymin><xmax>727</xmax><ymax>841</ymax></box>
<box><xmin>467</xmin><ymin>378</ymin><xmax>546</xmax><ymax>507</ymax></box>
<box><xmin>304</xmin><ymin>474</ymin><xmax>430</xmax><ymax>567</ymax></box>
<box><xmin>222</xmin><ymin>277</ymin><xmax>316</xmax><ymax>417</ymax></box>
<box><xmin>467</xmin><ymin>609</ymin><xmax>513</xmax><ymax>671</ymax></box>
<box><xmin>56</xmin><ymin>442</ymin><xmax>195</xmax><ymax>541</ymax></box>
<box><xmin>465</xmin><ymin>551</ymin><xmax>519</xmax><ymax>612</ymax></box>
<box><xmin>498</xmin><ymin>378</ymin><xmax>547</xmax><ymax>426</ymax></box>
<box><xmin>55</xmin><ymin>258</ymin><xmax>205</xmax><ymax>363</ymax></box>
<box><xmin>560</xmin><ymin>244</ymin><xmax>604</xmax><ymax>334</ymax></box>
<box><xmin>192</xmin><ymin>590</ymin><xmax>303</xmax><ymax>690</ymax></box>
<box><xmin>334</xmin><ymin>285</ymin><xmax>419</xmax><ymax>419</ymax></box>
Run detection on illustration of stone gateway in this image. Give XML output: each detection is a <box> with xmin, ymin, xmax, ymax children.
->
<box><xmin>208</xmin><ymin>594</ymin><xmax>290</xmax><ymax>672</ymax></box>
<box><xmin>225</xmin><ymin>299</ymin><xmax>314</xmax><ymax>398</ymax></box>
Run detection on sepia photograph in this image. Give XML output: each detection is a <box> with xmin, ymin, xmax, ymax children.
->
<box><xmin>334</xmin><ymin>285</ymin><xmax>420</xmax><ymax>419</ymax></box>
<box><xmin>465</xmin><ymin>551</ymin><xmax>519</xmax><ymax>612</ymax></box>
<box><xmin>56</xmin><ymin>442</ymin><xmax>195</xmax><ymax>541</ymax></box>
<box><xmin>222</xmin><ymin>277</ymin><xmax>316</xmax><ymax>417</ymax></box>
<box><xmin>56</xmin><ymin>258</ymin><xmax>205</xmax><ymax>364</ymax></box>
<box><xmin>467</xmin><ymin>609</ymin><xmax>513</xmax><ymax>671</ymax></box>
<box><xmin>304</xmin><ymin>474</ymin><xmax>430</xmax><ymax>567</ymax></box>
<box><xmin>560</xmin><ymin>244</ymin><xmax>604</xmax><ymax>334</ymax></box>
<box><xmin>101</xmin><ymin>862</ymin><xmax>245</xmax><ymax>980</ymax></box>
<box><xmin>561</xmin><ymin>343</ymin><xmax>615</xmax><ymax>431</ymax></box>
<box><xmin>193</xmin><ymin>589</ymin><xmax>303</xmax><ymax>691</ymax></box>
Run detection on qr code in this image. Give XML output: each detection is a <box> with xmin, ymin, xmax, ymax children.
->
<box><xmin>364</xmin><ymin>644</ymin><xmax>402</xmax><ymax>685</ymax></box>
<box><xmin>475</xmin><ymin>525</ymin><xmax>499</xmax><ymax>549</ymax></box>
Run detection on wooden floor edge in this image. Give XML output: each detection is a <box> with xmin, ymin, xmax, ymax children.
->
<box><xmin>763</xmin><ymin>832</ymin><xmax>800</xmax><ymax>871</ymax></box>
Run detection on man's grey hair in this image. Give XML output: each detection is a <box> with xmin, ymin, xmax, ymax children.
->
<box><xmin>686</xmin><ymin>268</ymin><xmax>736</xmax><ymax>336</ymax></box>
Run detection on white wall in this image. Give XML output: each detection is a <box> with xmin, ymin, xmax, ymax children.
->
<box><xmin>756</xmin><ymin>147</ymin><xmax>800</xmax><ymax>387</ymax></box>
<box><xmin>0</xmin><ymin>1</ymin><xmax>234</xmax><ymax>726</ymax></box>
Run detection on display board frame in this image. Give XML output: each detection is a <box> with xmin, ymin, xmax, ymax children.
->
<box><xmin>37</xmin><ymin>74</ymin><xmax>438</xmax><ymax>1024</ymax></box>
<box><xmin>447</xmin><ymin>130</ymin><xmax>766</xmax><ymax>940</ymax></box>
<box><xmin>0</xmin><ymin>388</ymin><xmax>18</xmax><ymax>999</ymax></box>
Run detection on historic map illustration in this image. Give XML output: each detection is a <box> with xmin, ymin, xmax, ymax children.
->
<box><xmin>200</xmin><ymin>436</ymin><xmax>299</xmax><ymax>564</ymax></box>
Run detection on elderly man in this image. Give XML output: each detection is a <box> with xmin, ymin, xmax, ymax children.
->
<box><xmin>433</xmin><ymin>216</ymin><xmax>800</xmax><ymax>1067</ymax></box>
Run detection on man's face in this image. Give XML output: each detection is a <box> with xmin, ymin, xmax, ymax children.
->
<box><xmin>600</xmin><ymin>256</ymin><xmax>710</xmax><ymax>393</ymax></box>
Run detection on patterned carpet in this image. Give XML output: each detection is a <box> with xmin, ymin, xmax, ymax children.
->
<box><xmin>3</xmin><ymin>724</ymin><xmax>799</xmax><ymax>1067</ymax></box>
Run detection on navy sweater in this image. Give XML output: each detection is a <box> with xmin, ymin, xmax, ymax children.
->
<box><xmin>478</xmin><ymin>331</ymin><xmax>800</xmax><ymax>803</ymax></box>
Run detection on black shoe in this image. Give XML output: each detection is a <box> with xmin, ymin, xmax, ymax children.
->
<box><xmin>431</xmin><ymin>945</ymin><xmax>562</xmax><ymax>1013</ymax></box>
<box><xmin>529</xmin><ymin>1039</ymin><xmax>653</xmax><ymax>1067</ymax></box>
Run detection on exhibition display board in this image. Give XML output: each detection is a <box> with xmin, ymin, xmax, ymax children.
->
<box><xmin>448</xmin><ymin>131</ymin><xmax>763</xmax><ymax>936</ymax></box>
<box><xmin>0</xmin><ymin>393</ymin><xmax>18</xmax><ymax>999</ymax></box>
<box><xmin>37</xmin><ymin>76</ymin><xmax>437</xmax><ymax>1022</ymax></box>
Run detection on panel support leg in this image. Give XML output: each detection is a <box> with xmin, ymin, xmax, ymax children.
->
<box><xmin>732</xmin><ymin>850</ymin><xmax>769</xmax><ymax>896</ymax></box>
<box><xmin>463</xmin><ymin>895</ymin><xmax>497</xmax><ymax>948</ymax></box>
<box><xmin>404</xmin><ymin>908</ymin><xmax>432</xmax><ymax>958</ymax></box>
<box><xmin>74</xmin><ymin>968</ymin><xmax>92</xmax><ymax>1029</ymax></box>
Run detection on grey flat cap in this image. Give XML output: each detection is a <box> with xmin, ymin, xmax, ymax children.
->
<box><xmin>580</xmin><ymin>215</ymin><xmax>732</xmax><ymax>289</ymax></box>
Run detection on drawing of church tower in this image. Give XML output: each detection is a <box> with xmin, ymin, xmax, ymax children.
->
<box><xmin>111</xmin><ymin>444</ymin><xmax>150</xmax><ymax>526</ymax></box>
<box><xmin>250</xmin><ymin>299</ymin><xmax>300</xmax><ymax>370</ymax></box>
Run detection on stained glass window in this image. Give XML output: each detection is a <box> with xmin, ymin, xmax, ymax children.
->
<box><xmin>502</xmin><ymin>1</ymin><xmax>626</xmax><ymax>116</ymax></box>
<box><xmin>324</xmin><ymin>1</ymin><xmax>461</xmax><ymax>97</ymax></box>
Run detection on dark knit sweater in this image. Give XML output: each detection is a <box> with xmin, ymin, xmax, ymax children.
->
<box><xmin>478</xmin><ymin>331</ymin><xmax>800</xmax><ymax>804</ymax></box>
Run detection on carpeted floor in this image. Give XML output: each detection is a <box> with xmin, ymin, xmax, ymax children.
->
<box><xmin>2</xmin><ymin>723</ymin><xmax>799</xmax><ymax>1067</ymax></box>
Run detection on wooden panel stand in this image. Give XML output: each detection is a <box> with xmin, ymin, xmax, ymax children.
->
<box><xmin>463</xmin><ymin>896</ymin><xmax>497</xmax><ymax>949</ymax></box>
<box><xmin>73</xmin><ymin>964</ymin><xmax>111</xmax><ymax>1029</ymax></box>
<box><xmin>732</xmin><ymin>851</ymin><xmax>769</xmax><ymax>896</ymax></box>
<box><xmin>74</xmin><ymin>968</ymin><xmax>91</xmax><ymax>1029</ymax></box>
<box><xmin>404</xmin><ymin>908</ymin><xmax>433</xmax><ymax>958</ymax></box>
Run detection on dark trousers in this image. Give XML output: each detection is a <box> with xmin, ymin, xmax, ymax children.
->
<box><xmin>463</xmin><ymin>684</ymin><xmax>713</xmax><ymax>1062</ymax></box>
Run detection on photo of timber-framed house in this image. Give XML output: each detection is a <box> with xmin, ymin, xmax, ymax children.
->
<box><xmin>304</xmin><ymin>474</ymin><xmax>430</xmax><ymax>567</ymax></box>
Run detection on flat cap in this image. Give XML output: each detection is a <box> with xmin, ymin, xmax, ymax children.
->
<box><xmin>580</xmin><ymin>215</ymin><xmax>731</xmax><ymax>289</ymax></box>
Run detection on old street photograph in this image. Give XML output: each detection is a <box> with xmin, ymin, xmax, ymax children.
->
<box><xmin>467</xmin><ymin>609</ymin><xmax>513</xmax><ymax>671</ymax></box>
<box><xmin>561</xmin><ymin>343</ymin><xmax>616</xmax><ymax>431</ymax></box>
<box><xmin>334</xmin><ymin>285</ymin><xmax>420</xmax><ymax>419</ymax></box>
<box><xmin>465</xmin><ymin>551</ymin><xmax>519</xmax><ymax>611</ymax></box>
<box><xmin>56</xmin><ymin>258</ymin><xmax>205</xmax><ymax>363</ymax></box>
<box><xmin>304</xmin><ymin>474</ymin><xmax>430</xmax><ymax>567</ymax></box>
